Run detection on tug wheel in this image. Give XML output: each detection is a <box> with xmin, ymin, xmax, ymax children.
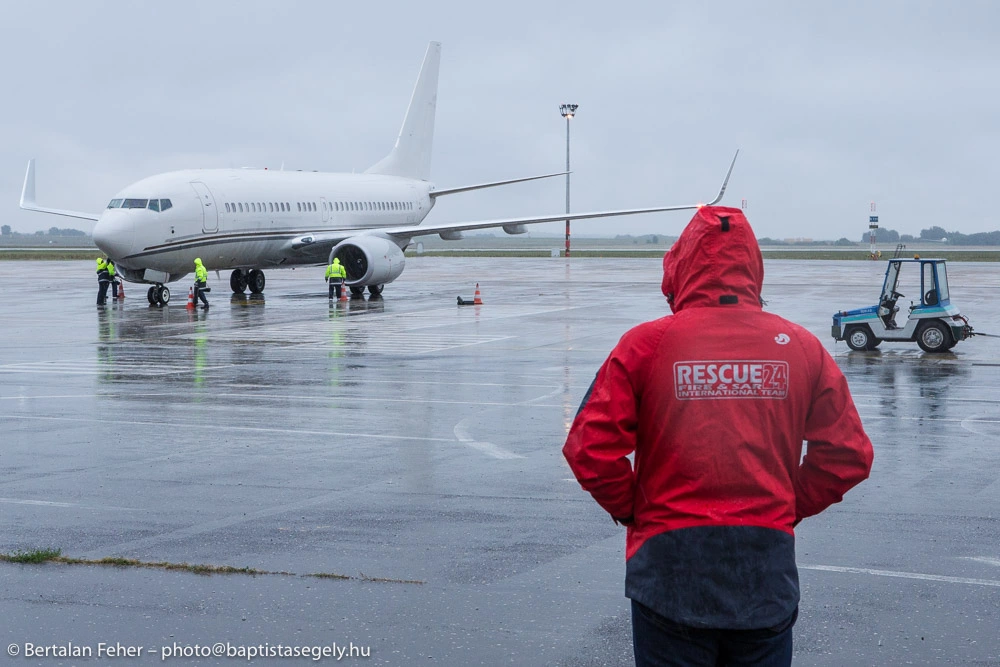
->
<box><xmin>846</xmin><ymin>326</ymin><xmax>873</xmax><ymax>352</ymax></box>
<box><xmin>917</xmin><ymin>320</ymin><xmax>951</xmax><ymax>353</ymax></box>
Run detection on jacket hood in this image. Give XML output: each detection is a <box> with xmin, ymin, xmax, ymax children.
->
<box><xmin>661</xmin><ymin>206</ymin><xmax>763</xmax><ymax>313</ymax></box>
<box><xmin>194</xmin><ymin>258</ymin><xmax>203</xmax><ymax>267</ymax></box>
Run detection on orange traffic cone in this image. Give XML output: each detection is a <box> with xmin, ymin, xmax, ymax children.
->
<box><xmin>186</xmin><ymin>286</ymin><xmax>195</xmax><ymax>310</ymax></box>
<box><xmin>339</xmin><ymin>283</ymin><xmax>349</xmax><ymax>301</ymax></box>
<box><xmin>117</xmin><ymin>280</ymin><xmax>125</xmax><ymax>300</ymax></box>
<box><xmin>473</xmin><ymin>283</ymin><xmax>483</xmax><ymax>305</ymax></box>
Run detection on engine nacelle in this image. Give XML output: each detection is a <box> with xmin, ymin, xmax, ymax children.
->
<box><xmin>331</xmin><ymin>235</ymin><xmax>406</xmax><ymax>286</ymax></box>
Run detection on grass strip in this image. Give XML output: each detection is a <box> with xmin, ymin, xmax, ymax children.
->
<box><xmin>1</xmin><ymin>549</ymin><xmax>424</xmax><ymax>584</ymax></box>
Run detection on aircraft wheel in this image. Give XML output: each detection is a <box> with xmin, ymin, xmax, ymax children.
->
<box><xmin>147</xmin><ymin>286</ymin><xmax>156</xmax><ymax>304</ymax></box>
<box><xmin>368</xmin><ymin>284</ymin><xmax>384</xmax><ymax>296</ymax></box>
<box><xmin>230</xmin><ymin>270</ymin><xmax>248</xmax><ymax>294</ymax></box>
<box><xmin>154</xmin><ymin>285</ymin><xmax>170</xmax><ymax>306</ymax></box>
<box><xmin>845</xmin><ymin>326</ymin><xmax>872</xmax><ymax>352</ymax></box>
<box><xmin>350</xmin><ymin>285</ymin><xmax>366</xmax><ymax>297</ymax></box>
<box><xmin>248</xmin><ymin>269</ymin><xmax>266</xmax><ymax>294</ymax></box>
<box><xmin>917</xmin><ymin>320</ymin><xmax>950</xmax><ymax>353</ymax></box>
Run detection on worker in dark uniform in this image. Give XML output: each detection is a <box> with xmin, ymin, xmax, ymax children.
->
<box><xmin>325</xmin><ymin>257</ymin><xmax>347</xmax><ymax>299</ymax></box>
<box><xmin>194</xmin><ymin>257</ymin><xmax>209</xmax><ymax>309</ymax></box>
<box><xmin>96</xmin><ymin>257</ymin><xmax>111</xmax><ymax>306</ymax></box>
<box><xmin>107</xmin><ymin>259</ymin><xmax>119</xmax><ymax>299</ymax></box>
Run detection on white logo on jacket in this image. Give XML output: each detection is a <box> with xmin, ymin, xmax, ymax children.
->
<box><xmin>774</xmin><ymin>333</ymin><xmax>790</xmax><ymax>345</ymax></box>
<box><xmin>674</xmin><ymin>361</ymin><xmax>789</xmax><ymax>400</ymax></box>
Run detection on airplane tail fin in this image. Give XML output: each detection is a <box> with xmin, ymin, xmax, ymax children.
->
<box><xmin>365</xmin><ymin>42</ymin><xmax>441</xmax><ymax>182</ymax></box>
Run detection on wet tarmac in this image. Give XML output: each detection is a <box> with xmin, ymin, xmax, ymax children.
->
<box><xmin>1</xmin><ymin>257</ymin><xmax>999</xmax><ymax>666</ymax></box>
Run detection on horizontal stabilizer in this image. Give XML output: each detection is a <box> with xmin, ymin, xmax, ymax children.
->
<box><xmin>20</xmin><ymin>159</ymin><xmax>100</xmax><ymax>222</ymax></box>
<box><xmin>430</xmin><ymin>171</ymin><xmax>569</xmax><ymax>198</ymax></box>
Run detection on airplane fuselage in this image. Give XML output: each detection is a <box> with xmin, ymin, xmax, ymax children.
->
<box><xmin>94</xmin><ymin>168</ymin><xmax>435</xmax><ymax>283</ymax></box>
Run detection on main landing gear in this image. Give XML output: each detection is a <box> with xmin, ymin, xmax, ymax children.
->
<box><xmin>146</xmin><ymin>284</ymin><xmax>170</xmax><ymax>306</ymax></box>
<box><xmin>230</xmin><ymin>269</ymin><xmax>266</xmax><ymax>294</ymax></box>
<box><xmin>349</xmin><ymin>284</ymin><xmax>383</xmax><ymax>298</ymax></box>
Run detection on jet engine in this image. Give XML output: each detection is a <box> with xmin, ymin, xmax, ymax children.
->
<box><xmin>331</xmin><ymin>235</ymin><xmax>406</xmax><ymax>286</ymax></box>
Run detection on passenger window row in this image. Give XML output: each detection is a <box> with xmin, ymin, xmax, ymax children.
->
<box><xmin>222</xmin><ymin>200</ymin><xmax>415</xmax><ymax>214</ymax></box>
<box><xmin>106</xmin><ymin>198</ymin><xmax>173</xmax><ymax>212</ymax></box>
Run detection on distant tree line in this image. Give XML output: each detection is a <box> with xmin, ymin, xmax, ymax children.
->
<box><xmin>1</xmin><ymin>225</ymin><xmax>87</xmax><ymax>237</ymax></box>
<box><xmin>757</xmin><ymin>237</ymin><xmax>856</xmax><ymax>246</ymax></box>
<box><xmin>859</xmin><ymin>226</ymin><xmax>1000</xmax><ymax>245</ymax></box>
<box><xmin>613</xmin><ymin>234</ymin><xmax>677</xmax><ymax>245</ymax></box>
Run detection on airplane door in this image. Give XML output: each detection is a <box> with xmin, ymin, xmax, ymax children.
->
<box><xmin>320</xmin><ymin>197</ymin><xmax>329</xmax><ymax>223</ymax></box>
<box><xmin>190</xmin><ymin>182</ymin><xmax>218</xmax><ymax>233</ymax></box>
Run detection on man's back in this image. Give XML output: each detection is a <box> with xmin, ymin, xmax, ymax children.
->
<box><xmin>563</xmin><ymin>206</ymin><xmax>872</xmax><ymax>653</ymax></box>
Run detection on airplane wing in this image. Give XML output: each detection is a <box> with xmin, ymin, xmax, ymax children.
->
<box><xmin>20</xmin><ymin>159</ymin><xmax>101</xmax><ymax>222</ymax></box>
<box><xmin>279</xmin><ymin>150</ymin><xmax>737</xmax><ymax>258</ymax></box>
<box><xmin>382</xmin><ymin>150</ymin><xmax>738</xmax><ymax>241</ymax></box>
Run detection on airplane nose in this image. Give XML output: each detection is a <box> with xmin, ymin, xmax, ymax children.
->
<box><xmin>93</xmin><ymin>213</ymin><xmax>135</xmax><ymax>259</ymax></box>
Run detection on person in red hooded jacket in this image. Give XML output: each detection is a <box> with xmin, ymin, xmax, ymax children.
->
<box><xmin>563</xmin><ymin>206</ymin><xmax>873</xmax><ymax>666</ymax></box>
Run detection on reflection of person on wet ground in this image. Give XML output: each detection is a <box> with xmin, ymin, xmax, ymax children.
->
<box><xmin>194</xmin><ymin>258</ymin><xmax>209</xmax><ymax>309</ymax></box>
<box><xmin>563</xmin><ymin>206</ymin><xmax>874</xmax><ymax>666</ymax></box>
<box><xmin>96</xmin><ymin>257</ymin><xmax>111</xmax><ymax>306</ymax></box>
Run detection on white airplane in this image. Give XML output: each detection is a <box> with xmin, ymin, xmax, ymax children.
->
<box><xmin>20</xmin><ymin>42</ymin><xmax>737</xmax><ymax>305</ymax></box>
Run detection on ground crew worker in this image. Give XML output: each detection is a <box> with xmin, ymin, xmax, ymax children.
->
<box><xmin>325</xmin><ymin>257</ymin><xmax>347</xmax><ymax>299</ymax></box>
<box><xmin>563</xmin><ymin>206</ymin><xmax>873</xmax><ymax>666</ymax></box>
<box><xmin>107</xmin><ymin>259</ymin><xmax>119</xmax><ymax>299</ymax></box>
<box><xmin>96</xmin><ymin>257</ymin><xmax>111</xmax><ymax>305</ymax></box>
<box><xmin>193</xmin><ymin>257</ymin><xmax>209</xmax><ymax>308</ymax></box>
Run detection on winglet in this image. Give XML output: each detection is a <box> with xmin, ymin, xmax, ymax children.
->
<box><xmin>706</xmin><ymin>149</ymin><xmax>739</xmax><ymax>206</ymax></box>
<box><xmin>19</xmin><ymin>159</ymin><xmax>101</xmax><ymax>222</ymax></box>
<box><xmin>20</xmin><ymin>158</ymin><xmax>36</xmax><ymax>209</ymax></box>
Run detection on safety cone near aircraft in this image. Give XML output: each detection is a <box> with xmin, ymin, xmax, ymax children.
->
<box><xmin>185</xmin><ymin>286</ymin><xmax>195</xmax><ymax>310</ymax></box>
<box><xmin>457</xmin><ymin>282</ymin><xmax>483</xmax><ymax>306</ymax></box>
<box><xmin>117</xmin><ymin>280</ymin><xmax>125</xmax><ymax>300</ymax></box>
<box><xmin>339</xmin><ymin>285</ymin><xmax>349</xmax><ymax>302</ymax></box>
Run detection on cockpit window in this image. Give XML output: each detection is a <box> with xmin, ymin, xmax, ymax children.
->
<box><xmin>107</xmin><ymin>198</ymin><xmax>123</xmax><ymax>209</ymax></box>
<box><xmin>160</xmin><ymin>199</ymin><xmax>172</xmax><ymax>211</ymax></box>
<box><xmin>122</xmin><ymin>198</ymin><xmax>149</xmax><ymax>209</ymax></box>
<box><xmin>148</xmin><ymin>199</ymin><xmax>161</xmax><ymax>212</ymax></box>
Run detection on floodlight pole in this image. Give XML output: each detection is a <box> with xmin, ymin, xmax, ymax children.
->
<box><xmin>560</xmin><ymin>104</ymin><xmax>578</xmax><ymax>257</ymax></box>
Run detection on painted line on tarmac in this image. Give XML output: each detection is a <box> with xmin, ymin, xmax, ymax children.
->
<box><xmin>800</xmin><ymin>564</ymin><xmax>1000</xmax><ymax>588</ymax></box>
<box><xmin>453</xmin><ymin>418</ymin><xmax>524</xmax><ymax>460</ymax></box>
<box><xmin>0</xmin><ymin>497</ymin><xmax>136</xmax><ymax>511</ymax></box>
<box><xmin>0</xmin><ymin>414</ymin><xmax>457</xmax><ymax>443</ymax></box>
<box><xmin>857</xmin><ymin>414</ymin><xmax>1000</xmax><ymax>426</ymax></box>
<box><xmin>854</xmin><ymin>393</ymin><xmax>1000</xmax><ymax>405</ymax></box>
<box><xmin>960</xmin><ymin>557</ymin><xmax>1000</xmax><ymax>567</ymax></box>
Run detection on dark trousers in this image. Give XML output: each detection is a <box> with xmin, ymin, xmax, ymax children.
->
<box><xmin>195</xmin><ymin>282</ymin><xmax>209</xmax><ymax>306</ymax></box>
<box><xmin>329</xmin><ymin>280</ymin><xmax>343</xmax><ymax>299</ymax></box>
<box><xmin>110</xmin><ymin>279</ymin><xmax>118</xmax><ymax>299</ymax></box>
<box><xmin>97</xmin><ymin>279</ymin><xmax>110</xmax><ymax>305</ymax></box>
<box><xmin>631</xmin><ymin>601</ymin><xmax>796</xmax><ymax>667</ymax></box>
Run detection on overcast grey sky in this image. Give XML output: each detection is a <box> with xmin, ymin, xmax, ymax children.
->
<box><xmin>3</xmin><ymin>1</ymin><xmax>998</xmax><ymax>240</ymax></box>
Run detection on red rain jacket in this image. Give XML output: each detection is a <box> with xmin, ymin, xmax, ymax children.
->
<box><xmin>563</xmin><ymin>206</ymin><xmax>873</xmax><ymax>628</ymax></box>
